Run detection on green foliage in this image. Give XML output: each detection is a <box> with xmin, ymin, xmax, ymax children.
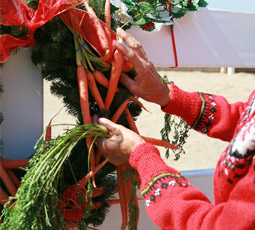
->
<box><xmin>159</xmin><ymin>76</ymin><xmax>190</xmax><ymax>160</ymax></box>
<box><xmin>1</xmin><ymin>124</ymin><xmax>114</xmax><ymax>230</ymax></box>
<box><xmin>119</xmin><ymin>0</ymin><xmax>208</xmax><ymax>31</ymax></box>
<box><xmin>161</xmin><ymin>114</ymin><xmax>190</xmax><ymax>160</ymax></box>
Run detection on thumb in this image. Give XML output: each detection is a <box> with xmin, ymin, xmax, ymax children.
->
<box><xmin>98</xmin><ymin>118</ymin><xmax>119</xmax><ymax>135</ymax></box>
<box><xmin>120</xmin><ymin>73</ymin><xmax>135</xmax><ymax>91</ymax></box>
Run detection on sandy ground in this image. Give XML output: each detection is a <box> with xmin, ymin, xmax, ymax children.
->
<box><xmin>44</xmin><ymin>69</ymin><xmax>255</xmax><ymax>172</ymax></box>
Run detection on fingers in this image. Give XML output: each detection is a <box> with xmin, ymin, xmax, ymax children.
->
<box><xmin>116</xmin><ymin>27</ymin><xmax>147</xmax><ymax>60</ymax></box>
<box><xmin>98</xmin><ymin>118</ymin><xmax>119</xmax><ymax>136</ymax></box>
<box><xmin>113</xmin><ymin>40</ymin><xmax>145</xmax><ymax>73</ymax></box>
<box><xmin>120</xmin><ymin>73</ymin><xmax>136</xmax><ymax>93</ymax></box>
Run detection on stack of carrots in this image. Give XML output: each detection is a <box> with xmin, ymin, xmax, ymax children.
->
<box><xmin>0</xmin><ymin>157</ymin><xmax>28</xmax><ymax>207</ymax></box>
<box><xmin>71</xmin><ymin>1</ymin><xmax>178</xmax><ymax>229</ymax></box>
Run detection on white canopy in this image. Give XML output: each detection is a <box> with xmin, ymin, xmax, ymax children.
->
<box><xmin>128</xmin><ymin>8</ymin><xmax>255</xmax><ymax>67</ymax></box>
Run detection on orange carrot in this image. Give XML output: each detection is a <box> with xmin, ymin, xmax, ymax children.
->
<box><xmin>0</xmin><ymin>158</ymin><xmax>28</xmax><ymax>169</ymax></box>
<box><xmin>0</xmin><ymin>187</ymin><xmax>10</xmax><ymax>206</ymax></box>
<box><xmin>78</xmin><ymin>158</ymin><xmax>109</xmax><ymax>187</ymax></box>
<box><xmin>77</xmin><ymin>65</ymin><xmax>91</xmax><ymax>124</ymax></box>
<box><xmin>6</xmin><ymin>169</ymin><xmax>20</xmax><ymax>188</ymax></box>
<box><xmin>93</xmin><ymin>70</ymin><xmax>110</xmax><ymax>88</ymax></box>
<box><xmin>95</xmin><ymin>149</ymin><xmax>102</xmax><ymax>166</ymax></box>
<box><xmin>125</xmin><ymin>108</ymin><xmax>140</xmax><ymax>134</ymax></box>
<box><xmin>0</xmin><ymin>161</ymin><xmax>17</xmax><ymax>196</ymax></box>
<box><xmin>84</xmin><ymin>1</ymin><xmax>97</xmax><ymax>17</ymax></box>
<box><xmin>45</xmin><ymin>108</ymin><xmax>62</xmax><ymax>141</ymax></box>
<box><xmin>111</xmin><ymin>99</ymin><xmax>129</xmax><ymax>123</ymax></box>
<box><xmin>129</xmin><ymin>96</ymin><xmax>149</xmax><ymax>112</ymax></box>
<box><xmin>93</xmin><ymin>70</ymin><xmax>119</xmax><ymax>92</ymax></box>
<box><xmin>122</xmin><ymin>61</ymin><xmax>133</xmax><ymax>73</ymax></box>
<box><xmin>86</xmin><ymin>69</ymin><xmax>105</xmax><ymax>110</ymax></box>
<box><xmin>105</xmin><ymin>49</ymin><xmax>124</xmax><ymax>109</ymax></box>
<box><xmin>77</xmin><ymin>65</ymin><xmax>96</xmax><ymax>187</ymax></box>
<box><xmin>105</xmin><ymin>0</ymin><xmax>111</xmax><ymax>28</ymax></box>
<box><xmin>141</xmin><ymin>136</ymin><xmax>179</xmax><ymax>150</ymax></box>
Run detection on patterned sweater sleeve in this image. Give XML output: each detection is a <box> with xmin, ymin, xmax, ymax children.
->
<box><xmin>161</xmin><ymin>84</ymin><xmax>246</xmax><ymax>141</ymax></box>
<box><xmin>129</xmin><ymin>143</ymin><xmax>255</xmax><ymax>230</ymax></box>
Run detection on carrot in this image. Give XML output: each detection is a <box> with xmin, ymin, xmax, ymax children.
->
<box><xmin>77</xmin><ymin>65</ymin><xmax>91</xmax><ymax>124</ymax></box>
<box><xmin>91</xmin><ymin>187</ymin><xmax>105</xmax><ymax>198</ymax></box>
<box><xmin>129</xmin><ymin>96</ymin><xmax>150</xmax><ymax>113</ymax></box>
<box><xmin>0</xmin><ymin>161</ymin><xmax>17</xmax><ymax>196</ymax></box>
<box><xmin>78</xmin><ymin>158</ymin><xmax>109</xmax><ymax>187</ymax></box>
<box><xmin>77</xmin><ymin>65</ymin><xmax>97</xmax><ymax>187</ymax></box>
<box><xmin>105</xmin><ymin>0</ymin><xmax>111</xmax><ymax>28</ymax></box>
<box><xmin>0</xmin><ymin>158</ymin><xmax>28</xmax><ymax>169</ymax></box>
<box><xmin>95</xmin><ymin>149</ymin><xmax>102</xmax><ymax>166</ymax></box>
<box><xmin>111</xmin><ymin>99</ymin><xmax>129</xmax><ymax>123</ymax></box>
<box><xmin>105</xmin><ymin>49</ymin><xmax>124</xmax><ymax>109</ymax></box>
<box><xmin>6</xmin><ymin>169</ymin><xmax>20</xmax><ymax>188</ymax></box>
<box><xmin>84</xmin><ymin>1</ymin><xmax>97</xmax><ymax>17</ymax></box>
<box><xmin>86</xmin><ymin>69</ymin><xmax>105</xmax><ymax>110</ymax></box>
<box><xmin>122</xmin><ymin>61</ymin><xmax>133</xmax><ymax>73</ymax></box>
<box><xmin>125</xmin><ymin>108</ymin><xmax>140</xmax><ymax>134</ymax></box>
<box><xmin>0</xmin><ymin>187</ymin><xmax>10</xmax><ymax>206</ymax></box>
<box><xmin>45</xmin><ymin>108</ymin><xmax>62</xmax><ymax>141</ymax></box>
<box><xmin>141</xmin><ymin>136</ymin><xmax>179</xmax><ymax>150</ymax></box>
<box><xmin>93</xmin><ymin>70</ymin><xmax>119</xmax><ymax>92</ymax></box>
<box><xmin>93</xmin><ymin>70</ymin><xmax>109</xmax><ymax>88</ymax></box>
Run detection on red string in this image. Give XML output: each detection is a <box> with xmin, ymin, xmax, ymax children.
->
<box><xmin>169</xmin><ymin>25</ymin><xmax>178</xmax><ymax>68</ymax></box>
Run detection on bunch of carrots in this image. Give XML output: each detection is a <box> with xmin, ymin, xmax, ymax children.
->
<box><xmin>71</xmin><ymin>1</ymin><xmax>178</xmax><ymax>229</ymax></box>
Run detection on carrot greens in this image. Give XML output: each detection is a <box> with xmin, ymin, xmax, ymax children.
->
<box><xmin>1</xmin><ymin>124</ymin><xmax>110</xmax><ymax>230</ymax></box>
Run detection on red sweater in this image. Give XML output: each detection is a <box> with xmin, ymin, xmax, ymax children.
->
<box><xmin>129</xmin><ymin>84</ymin><xmax>255</xmax><ymax>230</ymax></box>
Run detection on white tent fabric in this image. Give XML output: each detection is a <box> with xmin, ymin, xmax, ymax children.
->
<box><xmin>128</xmin><ymin>8</ymin><xmax>255</xmax><ymax>67</ymax></box>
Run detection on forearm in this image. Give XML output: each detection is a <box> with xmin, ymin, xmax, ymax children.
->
<box><xmin>129</xmin><ymin>143</ymin><xmax>255</xmax><ymax>230</ymax></box>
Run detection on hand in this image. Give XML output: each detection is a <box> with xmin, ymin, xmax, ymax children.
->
<box><xmin>94</xmin><ymin>117</ymin><xmax>145</xmax><ymax>165</ymax></box>
<box><xmin>114</xmin><ymin>27</ymin><xmax>171</xmax><ymax>107</ymax></box>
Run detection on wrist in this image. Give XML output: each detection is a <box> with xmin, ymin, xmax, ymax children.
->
<box><xmin>158</xmin><ymin>84</ymin><xmax>171</xmax><ymax>107</ymax></box>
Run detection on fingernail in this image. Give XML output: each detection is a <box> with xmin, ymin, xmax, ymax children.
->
<box><xmin>98</xmin><ymin>118</ymin><xmax>106</xmax><ymax>124</ymax></box>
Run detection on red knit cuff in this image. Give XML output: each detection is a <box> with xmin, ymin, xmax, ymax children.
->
<box><xmin>161</xmin><ymin>84</ymin><xmax>202</xmax><ymax>127</ymax></box>
<box><xmin>129</xmin><ymin>143</ymin><xmax>174</xmax><ymax>190</ymax></box>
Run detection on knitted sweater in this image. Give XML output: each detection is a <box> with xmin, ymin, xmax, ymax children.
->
<box><xmin>129</xmin><ymin>84</ymin><xmax>255</xmax><ymax>230</ymax></box>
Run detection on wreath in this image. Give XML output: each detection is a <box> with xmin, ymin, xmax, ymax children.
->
<box><xmin>0</xmin><ymin>0</ymin><xmax>207</xmax><ymax>229</ymax></box>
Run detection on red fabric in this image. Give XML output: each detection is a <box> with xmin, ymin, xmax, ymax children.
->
<box><xmin>0</xmin><ymin>0</ymin><xmax>87</xmax><ymax>63</ymax></box>
<box><xmin>60</xmin><ymin>7</ymin><xmax>116</xmax><ymax>63</ymax></box>
<box><xmin>57</xmin><ymin>184</ymin><xmax>88</xmax><ymax>222</ymax></box>
<box><xmin>129</xmin><ymin>86</ymin><xmax>255</xmax><ymax>229</ymax></box>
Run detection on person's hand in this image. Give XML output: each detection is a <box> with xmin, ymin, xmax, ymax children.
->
<box><xmin>94</xmin><ymin>116</ymin><xmax>145</xmax><ymax>165</ymax></box>
<box><xmin>114</xmin><ymin>27</ymin><xmax>171</xmax><ymax>107</ymax></box>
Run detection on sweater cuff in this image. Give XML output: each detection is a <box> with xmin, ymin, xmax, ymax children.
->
<box><xmin>129</xmin><ymin>143</ymin><xmax>175</xmax><ymax>190</ymax></box>
<box><xmin>161</xmin><ymin>84</ymin><xmax>202</xmax><ymax>127</ymax></box>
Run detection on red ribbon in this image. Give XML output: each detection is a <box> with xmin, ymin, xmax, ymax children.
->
<box><xmin>169</xmin><ymin>25</ymin><xmax>178</xmax><ymax>68</ymax></box>
<box><xmin>0</xmin><ymin>0</ymin><xmax>88</xmax><ymax>63</ymax></box>
<box><xmin>57</xmin><ymin>184</ymin><xmax>88</xmax><ymax>222</ymax></box>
